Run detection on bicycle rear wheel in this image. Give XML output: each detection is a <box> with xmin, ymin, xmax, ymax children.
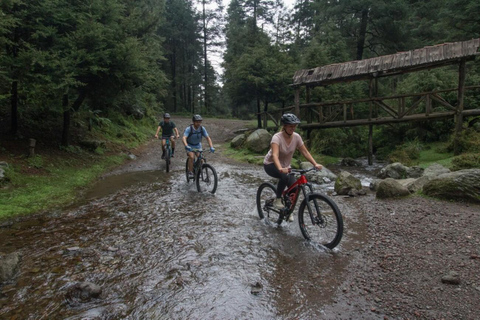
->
<box><xmin>196</xmin><ymin>164</ymin><xmax>218</xmax><ymax>194</ymax></box>
<box><xmin>298</xmin><ymin>193</ymin><xmax>343</xmax><ymax>249</ymax></box>
<box><xmin>256</xmin><ymin>182</ymin><xmax>281</xmax><ymax>224</ymax></box>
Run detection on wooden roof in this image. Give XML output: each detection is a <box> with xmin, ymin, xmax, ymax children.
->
<box><xmin>292</xmin><ymin>38</ymin><xmax>480</xmax><ymax>87</ymax></box>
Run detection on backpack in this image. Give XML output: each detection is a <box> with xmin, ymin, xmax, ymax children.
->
<box><xmin>187</xmin><ymin>124</ymin><xmax>203</xmax><ymax>144</ymax></box>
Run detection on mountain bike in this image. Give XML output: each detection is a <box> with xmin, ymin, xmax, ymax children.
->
<box><xmin>164</xmin><ymin>137</ymin><xmax>173</xmax><ymax>173</ymax></box>
<box><xmin>185</xmin><ymin>149</ymin><xmax>218</xmax><ymax>194</ymax></box>
<box><xmin>256</xmin><ymin>167</ymin><xmax>343</xmax><ymax>249</ymax></box>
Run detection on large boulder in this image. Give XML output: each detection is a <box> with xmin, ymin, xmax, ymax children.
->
<box><xmin>378</xmin><ymin>162</ymin><xmax>409</xmax><ymax>179</ymax></box>
<box><xmin>423</xmin><ymin>163</ymin><xmax>451</xmax><ymax>177</ymax></box>
<box><xmin>378</xmin><ymin>162</ymin><xmax>425</xmax><ymax>179</ymax></box>
<box><xmin>230</xmin><ymin>134</ymin><xmax>246</xmax><ymax>148</ymax></box>
<box><xmin>245</xmin><ymin>129</ymin><xmax>272</xmax><ymax>153</ymax></box>
<box><xmin>334</xmin><ymin>171</ymin><xmax>362</xmax><ymax>195</ymax></box>
<box><xmin>300</xmin><ymin>162</ymin><xmax>337</xmax><ymax>184</ymax></box>
<box><xmin>422</xmin><ymin>169</ymin><xmax>480</xmax><ymax>203</ymax></box>
<box><xmin>376</xmin><ymin>178</ymin><xmax>411</xmax><ymax>199</ymax></box>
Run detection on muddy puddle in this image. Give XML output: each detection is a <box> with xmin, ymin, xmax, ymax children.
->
<box><xmin>0</xmin><ymin>157</ymin><xmax>378</xmax><ymax>319</ymax></box>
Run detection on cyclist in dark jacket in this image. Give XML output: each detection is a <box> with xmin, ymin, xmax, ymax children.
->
<box><xmin>155</xmin><ymin>113</ymin><xmax>180</xmax><ymax>158</ymax></box>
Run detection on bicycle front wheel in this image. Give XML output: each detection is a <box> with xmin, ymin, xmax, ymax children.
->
<box><xmin>185</xmin><ymin>158</ymin><xmax>191</xmax><ymax>183</ymax></box>
<box><xmin>298</xmin><ymin>193</ymin><xmax>343</xmax><ymax>249</ymax></box>
<box><xmin>165</xmin><ymin>148</ymin><xmax>171</xmax><ymax>173</ymax></box>
<box><xmin>256</xmin><ymin>182</ymin><xmax>281</xmax><ymax>224</ymax></box>
<box><xmin>196</xmin><ymin>164</ymin><xmax>218</xmax><ymax>194</ymax></box>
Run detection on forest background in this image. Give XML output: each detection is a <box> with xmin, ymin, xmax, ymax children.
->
<box><xmin>1</xmin><ymin>0</ymin><xmax>480</xmax><ymax>169</ymax></box>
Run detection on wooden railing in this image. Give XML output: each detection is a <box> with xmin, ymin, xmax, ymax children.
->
<box><xmin>259</xmin><ymin>85</ymin><xmax>480</xmax><ymax>130</ymax></box>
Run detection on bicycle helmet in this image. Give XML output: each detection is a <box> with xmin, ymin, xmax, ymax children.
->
<box><xmin>164</xmin><ymin>113</ymin><xmax>171</xmax><ymax>118</ymax></box>
<box><xmin>280</xmin><ymin>113</ymin><xmax>301</xmax><ymax>125</ymax></box>
<box><xmin>192</xmin><ymin>114</ymin><xmax>203</xmax><ymax>121</ymax></box>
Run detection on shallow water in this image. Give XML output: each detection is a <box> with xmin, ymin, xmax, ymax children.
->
<box><xmin>0</xmin><ymin>158</ymin><xmax>376</xmax><ymax>319</ymax></box>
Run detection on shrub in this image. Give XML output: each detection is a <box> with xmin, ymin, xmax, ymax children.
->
<box><xmin>451</xmin><ymin>153</ymin><xmax>480</xmax><ymax>170</ymax></box>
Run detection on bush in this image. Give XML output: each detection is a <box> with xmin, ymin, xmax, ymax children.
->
<box><xmin>451</xmin><ymin>153</ymin><xmax>480</xmax><ymax>170</ymax></box>
<box><xmin>446</xmin><ymin>128</ymin><xmax>480</xmax><ymax>154</ymax></box>
<box><xmin>386</xmin><ymin>138</ymin><xmax>424</xmax><ymax>165</ymax></box>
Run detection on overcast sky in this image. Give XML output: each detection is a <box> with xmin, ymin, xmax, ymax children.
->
<box><xmin>207</xmin><ymin>0</ymin><xmax>296</xmax><ymax>78</ymax></box>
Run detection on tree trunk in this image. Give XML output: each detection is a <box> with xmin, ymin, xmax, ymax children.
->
<box><xmin>257</xmin><ymin>97</ymin><xmax>261</xmax><ymax>128</ymax></box>
<box><xmin>61</xmin><ymin>94</ymin><xmax>70</xmax><ymax>147</ymax></box>
<box><xmin>10</xmin><ymin>81</ymin><xmax>18</xmax><ymax>135</ymax></box>
<box><xmin>202</xmin><ymin>0</ymin><xmax>209</xmax><ymax>114</ymax></box>
<box><xmin>356</xmin><ymin>8</ymin><xmax>369</xmax><ymax>60</ymax></box>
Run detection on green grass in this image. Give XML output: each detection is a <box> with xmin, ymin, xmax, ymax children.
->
<box><xmin>0</xmin><ymin>155</ymin><xmax>125</xmax><ymax>219</ymax></box>
<box><xmin>417</xmin><ymin>142</ymin><xmax>455</xmax><ymax>169</ymax></box>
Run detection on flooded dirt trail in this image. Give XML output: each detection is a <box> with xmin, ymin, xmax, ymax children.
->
<box><xmin>0</xmin><ymin>154</ymin><xmax>365</xmax><ymax>319</ymax></box>
<box><xmin>0</xmin><ymin>117</ymin><xmax>370</xmax><ymax>319</ymax></box>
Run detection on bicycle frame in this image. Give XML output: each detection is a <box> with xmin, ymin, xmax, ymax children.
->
<box><xmin>282</xmin><ymin>175</ymin><xmax>307</xmax><ymax>212</ymax></box>
<box><xmin>279</xmin><ymin>168</ymin><xmax>320</xmax><ymax>223</ymax></box>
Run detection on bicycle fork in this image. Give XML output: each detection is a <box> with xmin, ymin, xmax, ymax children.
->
<box><xmin>302</xmin><ymin>188</ymin><xmax>324</xmax><ymax>226</ymax></box>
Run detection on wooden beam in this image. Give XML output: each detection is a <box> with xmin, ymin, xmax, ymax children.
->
<box><xmin>299</xmin><ymin>109</ymin><xmax>480</xmax><ymax>129</ymax></box>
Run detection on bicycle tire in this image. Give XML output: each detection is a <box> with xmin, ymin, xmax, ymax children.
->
<box><xmin>196</xmin><ymin>163</ymin><xmax>218</xmax><ymax>194</ymax></box>
<box><xmin>256</xmin><ymin>182</ymin><xmax>282</xmax><ymax>224</ymax></box>
<box><xmin>165</xmin><ymin>148</ymin><xmax>171</xmax><ymax>173</ymax></box>
<box><xmin>185</xmin><ymin>158</ymin><xmax>191</xmax><ymax>183</ymax></box>
<box><xmin>298</xmin><ymin>193</ymin><xmax>343</xmax><ymax>249</ymax></box>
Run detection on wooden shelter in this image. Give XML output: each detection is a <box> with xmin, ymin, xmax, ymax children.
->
<box><xmin>285</xmin><ymin>38</ymin><xmax>480</xmax><ymax>164</ymax></box>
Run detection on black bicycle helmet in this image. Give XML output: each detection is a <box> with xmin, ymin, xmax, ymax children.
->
<box><xmin>164</xmin><ymin>113</ymin><xmax>171</xmax><ymax>118</ymax></box>
<box><xmin>280</xmin><ymin>113</ymin><xmax>301</xmax><ymax>125</ymax></box>
<box><xmin>192</xmin><ymin>114</ymin><xmax>203</xmax><ymax>121</ymax></box>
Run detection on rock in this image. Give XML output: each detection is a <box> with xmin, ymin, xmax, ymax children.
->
<box><xmin>406</xmin><ymin>175</ymin><xmax>431</xmax><ymax>193</ymax></box>
<box><xmin>441</xmin><ymin>271</ymin><xmax>460</xmax><ymax>285</ymax></box>
<box><xmin>245</xmin><ymin>129</ymin><xmax>272</xmax><ymax>153</ymax></box>
<box><xmin>0</xmin><ymin>252</ymin><xmax>20</xmax><ymax>283</ymax></box>
<box><xmin>376</xmin><ymin>178</ymin><xmax>411</xmax><ymax>199</ymax></box>
<box><xmin>300</xmin><ymin>162</ymin><xmax>337</xmax><ymax>184</ymax></box>
<box><xmin>67</xmin><ymin>282</ymin><xmax>102</xmax><ymax>302</ymax></box>
<box><xmin>423</xmin><ymin>163</ymin><xmax>450</xmax><ymax>177</ymax></box>
<box><xmin>369</xmin><ymin>179</ymin><xmax>381</xmax><ymax>191</ymax></box>
<box><xmin>341</xmin><ymin>157</ymin><xmax>361</xmax><ymax>166</ymax></box>
<box><xmin>422</xmin><ymin>169</ymin><xmax>480</xmax><ymax>203</ymax></box>
<box><xmin>406</xmin><ymin>166</ymin><xmax>424</xmax><ymax>178</ymax></box>
<box><xmin>334</xmin><ymin>171</ymin><xmax>362</xmax><ymax>195</ymax></box>
<box><xmin>251</xmin><ymin>282</ymin><xmax>263</xmax><ymax>295</ymax></box>
<box><xmin>378</xmin><ymin>162</ymin><xmax>409</xmax><ymax>179</ymax></box>
<box><xmin>230</xmin><ymin>134</ymin><xmax>246</xmax><ymax>148</ymax></box>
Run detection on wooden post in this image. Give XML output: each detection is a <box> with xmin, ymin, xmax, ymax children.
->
<box><xmin>454</xmin><ymin>60</ymin><xmax>466</xmax><ymax>155</ymax></box>
<box><xmin>368</xmin><ymin>79</ymin><xmax>373</xmax><ymax>120</ymax></box>
<box><xmin>368</xmin><ymin>125</ymin><xmax>373</xmax><ymax>165</ymax></box>
<box><xmin>306</xmin><ymin>86</ymin><xmax>311</xmax><ymax>123</ymax></box>
<box><xmin>425</xmin><ymin>94</ymin><xmax>431</xmax><ymax>116</ymax></box>
<box><xmin>29</xmin><ymin>139</ymin><xmax>36</xmax><ymax>157</ymax></box>
<box><xmin>294</xmin><ymin>88</ymin><xmax>300</xmax><ymax>116</ymax></box>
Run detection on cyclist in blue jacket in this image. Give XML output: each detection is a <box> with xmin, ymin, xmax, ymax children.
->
<box><xmin>182</xmin><ymin>114</ymin><xmax>215</xmax><ymax>179</ymax></box>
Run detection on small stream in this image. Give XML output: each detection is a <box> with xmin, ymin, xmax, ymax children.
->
<box><xmin>0</xmin><ymin>157</ymin><xmax>381</xmax><ymax>319</ymax></box>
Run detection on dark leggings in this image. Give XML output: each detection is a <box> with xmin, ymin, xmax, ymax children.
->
<box><xmin>264</xmin><ymin>163</ymin><xmax>295</xmax><ymax>198</ymax></box>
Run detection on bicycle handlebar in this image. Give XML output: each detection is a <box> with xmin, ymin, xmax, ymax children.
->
<box><xmin>190</xmin><ymin>148</ymin><xmax>214</xmax><ymax>153</ymax></box>
<box><xmin>288</xmin><ymin>167</ymin><xmax>320</xmax><ymax>175</ymax></box>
